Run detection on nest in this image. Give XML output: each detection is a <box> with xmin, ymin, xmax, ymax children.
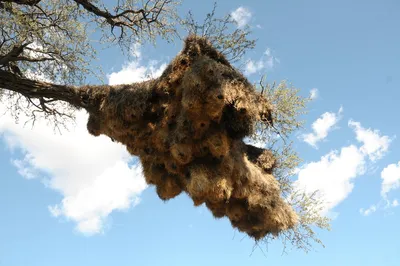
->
<box><xmin>85</xmin><ymin>35</ymin><xmax>298</xmax><ymax>240</ymax></box>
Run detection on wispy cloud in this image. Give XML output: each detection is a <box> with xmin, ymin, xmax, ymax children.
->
<box><xmin>359</xmin><ymin>197</ymin><xmax>399</xmax><ymax>217</ymax></box>
<box><xmin>231</xmin><ymin>7</ymin><xmax>252</xmax><ymax>28</ymax></box>
<box><xmin>301</xmin><ymin>107</ymin><xmax>343</xmax><ymax>148</ymax></box>
<box><xmin>244</xmin><ymin>48</ymin><xmax>278</xmax><ymax>76</ymax></box>
<box><xmin>296</xmin><ymin>121</ymin><xmax>390</xmax><ymax>215</ymax></box>
<box><xmin>310</xmin><ymin>88</ymin><xmax>319</xmax><ymax>100</ymax></box>
<box><xmin>392</xmin><ymin>199</ymin><xmax>399</xmax><ymax>207</ymax></box>
<box><xmin>348</xmin><ymin>120</ymin><xmax>392</xmax><ymax>161</ymax></box>
<box><xmin>359</xmin><ymin>204</ymin><xmax>377</xmax><ymax>216</ymax></box>
<box><xmin>381</xmin><ymin>161</ymin><xmax>400</xmax><ymax>198</ymax></box>
<box><xmin>358</xmin><ymin>137</ymin><xmax>397</xmax><ymax>216</ymax></box>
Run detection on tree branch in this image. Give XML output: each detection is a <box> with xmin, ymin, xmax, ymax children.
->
<box><xmin>0</xmin><ymin>69</ymin><xmax>93</xmax><ymax>110</ymax></box>
<box><xmin>72</xmin><ymin>0</ymin><xmax>173</xmax><ymax>42</ymax></box>
<box><xmin>73</xmin><ymin>0</ymin><xmax>116</xmax><ymax>25</ymax></box>
<box><xmin>0</xmin><ymin>0</ymin><xmax>41</xmax><ymax>6</ymax></box>
<box><xmin>0</xmin><ymin>42</ymin><xmax>31</xmax><ymax>65</ymax></box>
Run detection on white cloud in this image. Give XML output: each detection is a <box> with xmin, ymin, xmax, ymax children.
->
<box><xmin>244</xmin><ymin>60</ymin><xmax>264</xmax><ymax>76</ymax></box>
<box><xmin>302</xmin><ymin>107</ymin><xmax>343</xmax><ymax>148</ymax></box>
<box><xmin>108</xmin><ymin>44</ymin><xmax>166</xmax><ymax>85</ymax></box>
<box><xmin>349</xmin><ymin>120</ymin><xmax>392</xmax><ymax>161</ymax></box>
<box><xmin>359</xmin><ymin>162</ymin><xmax>399</xmax><ymax>216</ymax></box>
<box><xmin>359</xmin><ymin>205</ymin><xmax>377</xmax><ymax>216</ymax></box>
<box><xmin>360</xmin><ymin>198</ymin><xmax>399</xmax><ymax>217</ymax></box>
<box><xmin>108</xmin><ymin>60</ymin><xmax>166</xmax><ymax>85</ymax></box>
<box><xmin>381</xmin><ymin>161</ymin><xmax>400</xmax><ymax>198</ymax></box>
<box><xmin>352</xmin><ymin>123</ymin><xmax>395</xmax><ymax>216</ymax></box>
<box><xmin>130</xmin><ymin>42</ymin><xmax>141</xmax><ymax>58</ymax></box>
<box><xmin>231</xmin><ymin>7</ymin><xmax>252</xmax><ymax>28</ymax></box>
<box><xmin>0</xmin><ymin>111</ymin><xmax>147</xmax><ymax>235</ymax></box>
<box><xmin>296</xmin><ymin>121</ymin><xmax>390</xmax><ymax>215</ymax></box>
<box><xmin>12</xmin><ymin>157</ymin><xmax>38</xmax><ymax>179</ymax></box>
<box><xmin>244</xmin><ymin>48</ymin><xmax>278</xmax><ymax>76</ymax></box>
<box><xmin>310</xmin><ymin>88</ymin><xmax>319</xmax><ymax>100</ymax></box>
<box><xmin>392</xmin><ymin>199</ymin><xmax>399</xmax><ymax>207</ymax></box>
<box><xmin>295</xmin><ymin>145</ymin><xmax>365</xmax><ymax>214</ymax></box>
<box><xmin>0</xmin><ymin>42</ymin><xmax>170</xmax><ymax>235</ymax></box>
<box><xmin>49</xmin><ymin>161</ymin><xmax>145</xmax><ymax>235</ymax></box>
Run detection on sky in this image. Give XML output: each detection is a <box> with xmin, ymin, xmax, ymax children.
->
<box><xmin>1</xmin><ymin>0</ymin><xmax>400</xmax><ymax>265</ymax></box>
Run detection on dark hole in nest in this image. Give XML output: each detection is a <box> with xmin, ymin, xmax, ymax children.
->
<box><xmin>250</xmin><ymin>230</ymin><xmax>267</xmax><ymax>240</ymax></box>
<box><xmin>185</xmin><ymin>171</ymin><xmax>191</xmax><ymax>180</ymax></box>
<box><xmin>81</xmin><ymin>94</ymin><xmax>89</xmax><ymax>104</ymax></box>
<box><xmin>180</xmin><ymin>59</ymin><xmax>188</xmax><ymax>65</ymax></box>
<box><xmin>231</xmin><ymin>219</ymin><xmax>241</xmax><ymax>227</ymax></box>
<box><xmin>150</xmin><ymin>90</ymin><xmax>159</xmax><ymax>99</ymax></box>
<box><xmin>142</xmin><ymin>111</ymin><xmax>157</xmax><ymax>122</ymax></box>
<box><xmin>144</xmin><ymin>148</ymin><xmax>153</xmax><ymax>154</ymax></box>
<box><xmin>163</xmin><ymin>140</ymin><xmax>170</xmax><ymax>149</ymax></box>
<box><xmin>200</xmin><ymin>123</ymin><xmax>205</xmax><ymax>127</ymax></box>
<box><xmin>211</xmin><ymin>157</ymin><xmax>222</xmax><ymax>164</ymax></box>
<box><xmin>168</xmin><ymin>121</ymin><xmax>176</xmax><ymax>130</ymax></box>
<box><xmin>217</xmin><ymin>94</ymin><xmax>223</xmax><ymax>99</ymax></box>
<box><xmin>190</xmin><ymin>156</ymin><xmax>219</xmax><ymax>168</ymax></box>
<box><xmin>167</xmin><ymin>90</ymin><xmax>175</xmax><ymax>97</ymax></box>
<box><xmin>160</xmin><ymin>174</ymin><xmax>169</xmax><ymax>181</ymax></box>
<box><xmin>248</xmin><ymin>214</ymin><xmax>261</xmax><ymax>225</ymax></box>
<box><xmin>221</xmin><ymin>106</ymin><xmax>252</xmax><ymax>139</ymax></box>
<box><xmin>245</xmin><ymin>145</ymin><xmax>264</xmax><ymax>161</ymax></box>
<box><xmin>154</xmin><ymin>163</ymin><xmax>166</xmax><ymax>170</ymax></box>
<box><xmin>109</xmin><ymin>89</ymin><xmax>117</xmax><ymax>97</ymax></box>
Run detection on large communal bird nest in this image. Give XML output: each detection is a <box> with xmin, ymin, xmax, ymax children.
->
<box><xmin>85</xmin><ymin>36</ymin><xmax>298</xmax><ymax>240</ymax></box>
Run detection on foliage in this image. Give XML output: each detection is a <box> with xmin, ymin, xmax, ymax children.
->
<box><xmin>252</xmin><ymin>77</ymin><xmax>331</xmax><ymax>252</ymax></box>
<box><xmin>0</xmin><ymin>0</ymin><xmax>179</xmax><ymax>124</ymax></box>
<box><xmin>180</xmin><ymin>2</ymin><xmax>256</xmax><ymax>63</ymax></box>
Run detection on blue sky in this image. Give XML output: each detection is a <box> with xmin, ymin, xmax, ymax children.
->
<box><xmin>1</xmin><ymin>0</ymin><xmax>400</xmax><ymax>265</ymax></box>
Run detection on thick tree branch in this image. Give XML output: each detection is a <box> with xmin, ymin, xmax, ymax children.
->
<box><xmin>0</xmin><ymin>0</ymin><xmax>41</xmax><ymax>6</ymax></box>
<box><xmin>11</xmin><ymin>56</ymin><xmax>55</xmax><ymax>62</ymax></box>
<box><xmin>73</xmin><ymin>0</ymin><xmax>173</xmax><ymax>40</ymax></box>
<box><xmin>73</xmin><ymin>0</ymin><xmax>116</xmax><ymax>24</ymax></box>
<box><xmin>0</xmin><ymin>43</ymin><xmax>31</xmax><ymax>65</ymax></box>
<box><xmin>0</xmin><ymin>69</ymin><xmax>93</xmax><ymax>110</ymax></box>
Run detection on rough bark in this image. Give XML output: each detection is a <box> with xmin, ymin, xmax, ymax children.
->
<box><xmin>0</xmin><ymin>0</ymin><xmax>41</xmax><ymax>6</ymax></box>
<box><xmin>0</xmin><ymin>69</ymin><xmax>96</xmax><ymax>110</ymax></box>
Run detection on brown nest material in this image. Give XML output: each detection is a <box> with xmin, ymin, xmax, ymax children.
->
<box><xmin>85</xmin><ymin>35</ymin><xmax>298</xmax><ymax>240</ymax></box>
